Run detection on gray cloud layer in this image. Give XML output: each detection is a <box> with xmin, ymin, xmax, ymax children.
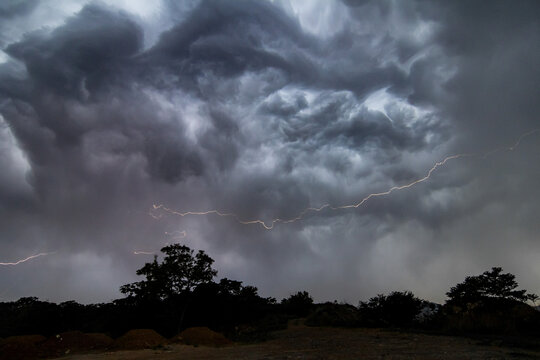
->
<box><xmin>0</xmin><ymin>0</ymin><xmax>539</xmax><ymax>303</ymax></box>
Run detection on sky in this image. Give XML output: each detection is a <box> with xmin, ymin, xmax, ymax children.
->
<box><xmin>0</xmin><ymin>0</ymin><xmax>539</xmax><ymax>304</ymax></box>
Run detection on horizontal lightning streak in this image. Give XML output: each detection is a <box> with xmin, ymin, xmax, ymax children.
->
<box><xmin>0</xmin><ymin>252</ymin><xmax>55</xmax><ymax>266</ymax></box>
<box><xmin>151</xmin><ymin>154</ymin><xmax>473</xmax><ymax>229</ymax></box>
<box><xmin>148</xmin><ymin>128</ymin><xmax>538</xmax><ymax>230</ymax></box>
<box><xmin>133</xmin><ymin>251</ymin><xmax>155</xmax><ymax>255</ymax></box>
<box><xmin>164</xmin><ymin>230</ymin><xmax>187</xmax><ymax>240</ymax></box>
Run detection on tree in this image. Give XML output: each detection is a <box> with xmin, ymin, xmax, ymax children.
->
<box><xmin>444</xmin><ymin>267</ymin><xmax>540</xmax><ymax>334</ymax></box>
<box><xmin>120</xmin><ymin>244</ymin><xmax>217</xmax><ymax>301</ymax></box>
<box><xmin>120</xmin><ymin>244</ymin><xmax>217</xmax><ymax>330</ymax></box>
<box><xmin>281</xmin><ymin>291</ymin><xmax>314</xmax><ymax>317</ymax></box>
<box><xmin>358</xmin><ymin>291</ymin><xmax>424</xmax><ymax>327</ymax></box>
<box><xmin>446</xmin><ymin>267</ymin><xmax>537</xmax><ymax>307</ymax></box>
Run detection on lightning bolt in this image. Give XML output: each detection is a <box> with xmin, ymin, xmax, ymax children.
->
<box><xmin>509</xmin><ymin>128</ymin><xmax>540</xmax><ymax>150</ymax></box>
<box><xmin>4</xmin><ymin>130</ymin><xmax>538</xmax><ymax>266</ymax></box>
<box><xmin>0</xmin><ymin>252</ymin><xmax>55</xmax><ymax>266</ymax></box>
<box><xmin>164</xmin><ymin>230</ymin><xmax>187</xmax><ymax>240</ymax></box>
<box><xmin>133</xmin><ymin>251</ymin><xmax>155</xmax><ymax>255</ymax></box>
<box><xmin>150</xmin><ymin>129</ymin><xmax>539</xmax><ymax>230</ymax></box>
<box><xmin>150</xmin><ymin>153</ymin><xmax>473</xmax><ymax>229</ymax></box>
<box><xmin>147</xmin><ymin>210</ymin><xmax>164</xmax><ymax>220</ymax></box>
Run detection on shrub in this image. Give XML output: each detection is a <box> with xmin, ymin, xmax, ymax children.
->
<box><xmin>281</xmin><ymin>291</ymin><xmax>314</xmax><ymax>317</ymax></box>
<box><xmin>359</xmin><ymin>291</ymin><xmax>424</xmax><ymax>328</ymax></box>
<box><xmin>305</xmin><ymin>302</ymin><xmax>361</xmax><ymax>327</ymax></box>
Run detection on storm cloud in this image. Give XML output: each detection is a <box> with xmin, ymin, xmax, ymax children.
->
<box><xmin>0</xmin><ymin>0</ymin><xmax>539</xmax><ymax>304</ymax></box>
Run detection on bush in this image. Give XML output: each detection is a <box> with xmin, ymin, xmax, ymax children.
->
<box><xmin>442</xmin><ymin>268</ymin><xmax>540</xmax><ymax>334</ymax></box>
<box><xmin>281</xmin><ymin>291</ymin><xmax>314</xmax><ymax>317</ymax></box>
<box><xmin>305</xmin><ymin>302</ymin><xmax>361</xmax><ymax>327</ymax></box>
<box><xmin>359</xmin><ymin>291</ymin><xmax>424</xmax><ymax>328</ymax></box>
<box><xmin>443</xmin><ymin>298</ymin><xmax>540</xmax><ymax>334</ymax></box>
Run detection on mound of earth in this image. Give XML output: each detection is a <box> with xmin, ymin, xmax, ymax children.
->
<box><xmin>41</xmin><ymin>331</ymin><xmax>113</xmax><ymax>356</ymax></box>
<box><xmin>112</xmin><ymin>329</ymin><xmax>167</xmax><ymax>350</ymax></box>
<box><xmin>83</xmin><ymin>333</ymin><xmax>114</xmax><ymax>349</ymax></box>
<box><xmin>178</xmin><ymin>327</ymin><xmax>232</xmax><ymax>347</ymax></box>
<box><xmin>0</xmin><ymin>334</ymin><xmax>46</xmax><ymax>360</ymax></box>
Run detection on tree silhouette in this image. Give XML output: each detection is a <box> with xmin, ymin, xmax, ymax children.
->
<box><xmin>281</xmin><ymin>291</ymin><xmax>314</xmax><ymax>317</ymax></box>
<box><xmin>120</xmin><ymin>244</ymin><xmax>217</xmax><ymax>301</ymax></box>
<box><xmin>120</xmin><ymin>244</ymin><xmax>217</xmax><ymax>330</ymax></box>
<box><xmin>444</xmin><ymin>267</ymin><xmax>540</xmax><ymax>333</ymax></box>
<box><xmin>446</xmin><ymin>267</ymin><xmax>537</xmax><ymax>307</ymax></box>
<box><xmin>359</xmin><ymin>291</ymin><xmax>424</xmax><ymax>327</ymax></box>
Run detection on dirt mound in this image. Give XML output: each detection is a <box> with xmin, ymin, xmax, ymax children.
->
<box><xmin>0</xmin><ymin>334</ymin><xmax>46</xmax><ymax>360</ymax></box>
<box><xmin>85</xmin><ymin>333</ymin><xmax>114</xmax><ymax>348</ymax></box>
<box><xmin>112</xmin><ymin>329</ymin><xmax>167</xmax><ymax>350</ymax></box>
<box><xmin>178</xmin><ymin>327</ymin><xmax>232</xmax><ymax>347</ymax></box>
<box><xmin>41</xmin><ymin>331</ymin><xmax>113</xmax><ymax>356</ymax></box>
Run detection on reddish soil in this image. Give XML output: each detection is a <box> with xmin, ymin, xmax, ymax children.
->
<box><xmin>0</xmin><ymin>335</ymin><xmax>47</xmax><ymax>360</ymax></box>
<box><xmin>55</xmin><ymin>324</ymin><xmax>540</xmax><ymax>360</ymax></box>
<box><xmin>111</xmin><ymin>329</ymin><xmax>166</xmax><ymax>350</ymax></box>
<box><xmin>177</xmin><ymin>327</ymin><xmax>232</xmax><ymax>347</ymax></box>
<box><xmin>42</xmin><ymin>331</ymin><xmax>113</xmax><ymax>355</ymax></box>
<box><xmin>0</xmin><ymin>332</ymin><xmax>114</xmax><ymax>360</ymax></box>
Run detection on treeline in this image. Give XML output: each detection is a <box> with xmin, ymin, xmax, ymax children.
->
<box><xmin>1</xmin><ymin>244</ymin><xmax>540</xmax><ymax>341</ymax></box>
<box><xmin>0</xmin><ymin>281</ymin><xmax>281</xmax><ymax>341</ymax></box>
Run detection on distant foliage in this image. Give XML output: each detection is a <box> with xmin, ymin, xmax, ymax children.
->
<box><xmin>359</xmin><ymin>291</ymin><xmax>424</xmax><ymax>328</ymax></box>
<box><xmin>305</xmin><ymin>302</ymin><xmax>361</xmax><ymax>327</ymax></box>
<box><xmin>446</xmin><ymin>267</ymin><xmax>537</xmax><ymax>308</ymax></box>
<box><xmin>3</xmin><ymin>262</ymin><xmax>540</xmax><ymax>339</ymax></box>
<box><xmin>0</xmin><ymin>297</ymin><xmax>121</xmax><ymax>338</ymax></box>
<box><xmin>443</xmin><ymin>267</ymin><xmax>540</xmax><ymax>334</ymax></box>
<box><xmin>281</xmin><ymin>291</ymin><xmax>314</xmax><ymax>317</ymax></box>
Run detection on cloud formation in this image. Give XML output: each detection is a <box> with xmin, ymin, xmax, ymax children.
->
<box><xmin>0</xmin><ymin>0</ymin><xmax>539</xmax><ymax>304</ymax></box>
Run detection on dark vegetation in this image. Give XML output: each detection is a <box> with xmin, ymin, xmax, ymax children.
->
<box><xmin>1</xmin><ymin>245</ymin><xmax>539</xmax><ymax>351</ymax></box>
<box><xmin>442</xmin><ymin>267</ymin><xmax>540</xmax><ymax>334</ymax></box>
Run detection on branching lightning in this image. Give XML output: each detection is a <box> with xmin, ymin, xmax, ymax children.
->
<box><xmin>150</xmin><ymin>129</ymin><xmax>539</xmax><ymax>230</ymax></box>
<box><xmin>0</xmin><ymin>252</ymin><xmax>55</xmax><ymax>266</ymax></box>
<box><xmin>3</xmin><ymin>130</ymin><xmax>538</xmax><ymax>267</ymax></box>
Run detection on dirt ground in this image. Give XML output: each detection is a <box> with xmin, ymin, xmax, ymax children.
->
<box><xmin>57</xmin><ymin>324</ymin><xmax>540</xmax><ymax>360</ymax></box>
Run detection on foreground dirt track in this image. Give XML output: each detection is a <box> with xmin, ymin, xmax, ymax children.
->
<box><xmin>60</xmin><ymin>325</ymin><xmax>540</xmax><ymax>360</ymax></box>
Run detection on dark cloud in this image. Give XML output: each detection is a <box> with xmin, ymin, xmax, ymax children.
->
<box><xmin>0</xmin><ymin>0</ymin><xmax>37</xmax><ymax>19</ymax></box>
<box><xmin>0</xmin><ymin>0</ymin><xmax>539</xmax><ymax>304</ymax></box>
<box><xmin>6</xmin><ymin>4</ymin><xmax>142</xmax><ymax>98</ymax></box>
